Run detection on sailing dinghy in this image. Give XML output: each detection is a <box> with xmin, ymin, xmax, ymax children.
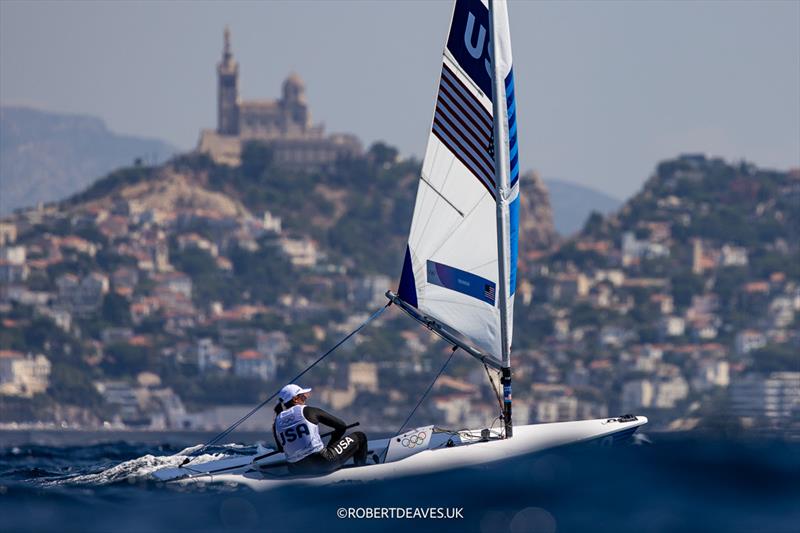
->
<box><xmin>153</xmin><ymin>0</ymin><xmax>646</xmax><ymax>488</ymax></box>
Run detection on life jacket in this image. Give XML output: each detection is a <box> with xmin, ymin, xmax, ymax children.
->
<box><xmin>274</xmin><ymin>405</ymin><xmax>324</xmax><ymax>463</ymax></box>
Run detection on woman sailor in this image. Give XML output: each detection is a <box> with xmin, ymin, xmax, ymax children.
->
<box><xmin>272</xmin><ymin>383</ymin><xmax>369</xmax><ymax>474</ymax></box>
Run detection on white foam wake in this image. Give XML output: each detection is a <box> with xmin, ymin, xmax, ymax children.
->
<box><xmin>47</xmin><ymin>444</ymin><xmax>250</xmax><ymax>486</ymax></box>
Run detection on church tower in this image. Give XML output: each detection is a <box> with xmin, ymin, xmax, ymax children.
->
<box><xmin>281</xmin><ymin>73</ymin><xmax>311</xmax><ymax>134</ymax></box>
<box><xmin>217</xmin><ymin>26</ymin><xmax>239</xmax><ymax>135</ymax></box>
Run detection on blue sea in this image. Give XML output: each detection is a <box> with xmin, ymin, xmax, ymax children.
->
<box><xmin>0</xmin><ymin>432</ymin><xmax>797</xmax><ymax>533</ymax></box>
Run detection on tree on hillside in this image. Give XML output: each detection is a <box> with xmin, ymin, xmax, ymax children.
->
<box><xmin>368</xmin><ymin>142</ymin><xmax>399</xmax><ymax>168</ymax></box>
<box><xmin>102</xmin><ymin>293</ymin><xmax>131</xmax><ymax>326</ymax></box>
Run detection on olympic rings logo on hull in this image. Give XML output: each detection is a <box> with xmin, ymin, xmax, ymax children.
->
<box><xmin>401</xmin><ymin>431</ymin><xmax>427</xmax><ymax>448</ymax></box>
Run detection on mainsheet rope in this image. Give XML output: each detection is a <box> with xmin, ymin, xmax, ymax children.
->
<box><xmin>180</xmin><ymin>301</ymin><xmax>391</xmax><ymax>467</ymax></box>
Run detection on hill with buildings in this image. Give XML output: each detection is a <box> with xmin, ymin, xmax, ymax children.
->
<box><xmin>0</xmin><ymin>145</ymin><xmax>558</xmax><ymax>431</ymax></box>
<box><xmin>2</xmin><ymin>151</ymin><xmax>797</xmax><ymax>436</ymax></box>
<box><xmin>516</xmin><ymin>154</ymin><xmax>799</xmax><ymax>432</ymax></box>
<box><xmin>0</xmin><ymin>106</ymin><xmax>177</xmax><ymax>215</ymax></box>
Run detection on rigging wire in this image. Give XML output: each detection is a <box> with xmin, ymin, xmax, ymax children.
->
<box><xmin>180</xmin><ymin>301</ymin><xmax>391</xmax><ymax>467</ymax></box>
<box><xmin>393</xmin><ymin>345</ymin><xmax>459</xmax><ymax>437</ymax></box>
<box><xmin>483</xmin><ymin>362</ymin><xmax>504</xmax><ymax>416</ymax></box>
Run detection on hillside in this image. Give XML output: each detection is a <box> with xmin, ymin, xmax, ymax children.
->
<box><xmin>513</xmin><ymin>154</ymin><xmax>799</xmax><ymax>429</ymax></box>
<box><xmin>0</xmin><ymin>142</ymin><xmax>561</xmax><ymax>426</ymax></box>
<box><xmin>2</xmin><ymin>148</ymin><xmax>796</xmax><ymax>434</ymax></box>
<box><xmin>0</xmin><ymin>106</ymin><xmax>177</xmax><ymax>215</ymax></box>
<box><xmin>63</xmin><ymin>145</ymin><xmax>558</xmax><ymax>277</ymax></box>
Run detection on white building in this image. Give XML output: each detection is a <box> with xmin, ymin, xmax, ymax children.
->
<box><xmin>0</xmin><ymin>351</ymin><xmax>51</xmax><ymax>397</ymax></box>
<box><xmin>622</xmin><ymin>379</ymin><xmax>654</xmax><ymax>412</ymax></box>
<box><xmin>56</xmin><ymin>272</ymin><xmax>109</xmax><ymax>315</ymax></box>
<box><xmin>622</xmin><ymin>231</ymin><xmax>670</xmax><ymax>266</ymax></box>
<box><xmin>659</xmin><ymin>316</ymin><xmax>686</xmax><ymax>338</ymax></box>
<box><xmin>196</xmin><ymin>338</ymin><xmax>232</xmax><ymax>372</ymax></box>
<box><xmin>349</xmin><ymin>362</ymin><xmax>379</xmax><ymax>393</ymax></box>
<box><xmin>349</xmin><ymin>275</ymin><xmax>392</xmax><ymax>308</ymax></box>
<box><xmin>730</xmin><ymin>372</ymin><xmax>800</xmax><ymax>424</ymax></box>
<box><xmin>768</xmin><ymin>297</ymin><xmax>794</xmax><ymax>329</ymax></box>
<box><xmin>0</xmin><ymin>222</ymin><xmax>17</xmax><ymax>245</ymax></box>
<box><xmin>279</xmin><ymin>237</ymin><xmax>319</xmax><ymax>267</ymax></box>
<box><xmin>256</xmin><ymin>331</ymin><xmax>290</xmax><ymax>358</ymax></box>
<box><xmin>536</xmin><ymin>395</ymin><xmax>579</xmax><ymax>423</ymax></box>
<box><xmin>234</xmin><ymin>349</ymin><xmax>277</xmax><ymax>381</ymax></box>
<box><xmin>692</xmin><ymin>359</ymin><xmax>730</xmax><ymax>391</ymax></box>
<box><xmin>0</xmin><ymin>245</ymin><xmax>26</xmax><ymax>264</ymax></box>
<box><xmin>0</xmin><ymin>260</ymin><xmax>28</xmax><ymax>284</ymax></box>
<box><xmin>653</xmin><ymin>375</ymin><xmax>689</xmax><ymax>408</ymax></box>
<box><xmin>262</xmin><ymin>211</ymin><xmax>282</xmax><ymax>234</ymax></box>
<box><xmin>735</xmin><ymin>330</ymin><xmax>767</xmax><ymax>355</ymax></box>
<box><xmin>719</xmin><ymin>244</ymin><xmax>748</xmax><ymax>267</ymax></box>
<box><xmin>153</xmin><ymin>272</ymin><xmax>192</xmax><ymax>299</ymax></box>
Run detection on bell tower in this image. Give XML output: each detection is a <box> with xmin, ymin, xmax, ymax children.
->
<box><xmin>217</xmin><ymin>26</ymin><xmax>239</xmax><ymax>135</ymax></box>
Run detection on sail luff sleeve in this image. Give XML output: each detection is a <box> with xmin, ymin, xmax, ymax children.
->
<box><xmin>489</xmin><ymin>0</ymin><xmax>519</xmax><ymax>367</ymax></box>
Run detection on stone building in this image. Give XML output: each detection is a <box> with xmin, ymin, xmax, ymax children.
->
<box><xmin>0</xmin><ymin>351</ymin><xmax>51</xmax><ymax>397</ymax></box>
<box><xmin>197</xmin><ymin>27</ymin><xmax>362</xmax><ymax>167</ymax></box>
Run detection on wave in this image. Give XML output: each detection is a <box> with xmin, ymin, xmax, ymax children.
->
<box><xmin>7</xmin><ymin>442</ymin><xmax>264</xmax><ymax>487</ymax></box>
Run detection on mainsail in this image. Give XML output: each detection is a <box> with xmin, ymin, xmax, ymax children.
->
<box><xmin>398</xmin><ymin>0</ymin><xmax>519</xmax><ymax>359</ymax></box>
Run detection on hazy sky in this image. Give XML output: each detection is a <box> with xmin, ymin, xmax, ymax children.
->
<box><xmin>1</xmin><ymin>0</ymin><xmax>798</xmax><ymax>199</ymax></box>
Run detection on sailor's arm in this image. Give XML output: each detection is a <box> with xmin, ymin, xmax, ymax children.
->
<box><xmin>303</xmin><ymin>406</ymin><xmax>347</xmax><ymax>444</ymax></box>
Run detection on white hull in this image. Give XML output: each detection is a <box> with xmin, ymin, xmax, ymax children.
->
<box><xmin>154</xmin><ymin>416</ymin><xmax>646</xmax><ymax>491</ymax></box>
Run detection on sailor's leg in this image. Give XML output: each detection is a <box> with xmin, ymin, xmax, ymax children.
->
<box><xmin>351</xmin><ymin>431</ymin><xmax>368</xmax><ymax>465</ymax></box>
<box><xmin>327</xmin><ymin>431</ymin><xmax>368</xmax><ymax>467</ymax></box>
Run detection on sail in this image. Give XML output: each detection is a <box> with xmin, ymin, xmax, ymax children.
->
<box><xmin>398</xmin><ymin>0</ymin><xmax>519</xmax><ymax>357</ymax></box>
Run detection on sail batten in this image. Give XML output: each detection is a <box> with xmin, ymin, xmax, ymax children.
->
<box><xmin>397</xmin><ymin>0</ymin><xmax>518</xmax><ymax>359</ymax></box>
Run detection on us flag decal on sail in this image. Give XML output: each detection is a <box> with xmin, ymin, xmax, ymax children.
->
<box><xmin>432</xmin><ymin>63</ymin><xmax>496</xmax><ymax>197</ymax></box>
<box><xmin>484</xmin><ymin>284</ymin><xmax>496</xmax><ymax>302</ymax></box>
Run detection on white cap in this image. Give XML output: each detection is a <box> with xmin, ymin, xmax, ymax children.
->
<box><xmin>278</xmin><ymin>384</ymin><xmax>312</xmax><ymax>403</ymax></box>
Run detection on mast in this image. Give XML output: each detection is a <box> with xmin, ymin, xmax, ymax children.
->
<box><xmin>488</xmin><ymin>0</ymin><xmax>513</xmax><ymax>438</ymax></box>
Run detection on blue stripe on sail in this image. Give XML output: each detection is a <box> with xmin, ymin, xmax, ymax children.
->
<box><xmin>398</xmin><ymin>245</ymin><xmax>418</xmax><ymax>308</ymax></box>
<box><xmin>506</xmin><ymin>92</ymin><xmax>516</xmax><ymax>115</ymax></box>
<box><xmin>509</xmin><ymin>196</ymin><xmax>519</xmax><ymax>296</ymax></box>
<box><xmin>427</xmin><ymin>260</ymin><xmax>496</xmax><ymax>306</ymax></box>
<box><xmin>505</xmin><ymin>68</ymin><xmax>519</xmax><ymax>188</ymax></box>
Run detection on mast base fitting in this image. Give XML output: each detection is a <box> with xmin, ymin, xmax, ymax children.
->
<box><xmin>501</xmin><ymin>367</ymin><xmax>513</xmax><ymax>438</ymax></box>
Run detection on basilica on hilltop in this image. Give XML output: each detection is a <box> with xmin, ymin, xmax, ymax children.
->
<box><xmin>197</xmin><ymin>28</ymin><xmax>362</xmax><ymax>167</ymax></box>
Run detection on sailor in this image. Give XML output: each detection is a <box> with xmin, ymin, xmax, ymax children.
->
<box><xmin>272</xmin><ymin>383</ymin><xmax>368</xmax><ymax>474</ymax></box>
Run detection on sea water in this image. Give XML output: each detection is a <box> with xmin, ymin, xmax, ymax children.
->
<box><xmin>0</xmin><ymin>433</ymin><xmax>797</xmax><ymax>532</ymax></box>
